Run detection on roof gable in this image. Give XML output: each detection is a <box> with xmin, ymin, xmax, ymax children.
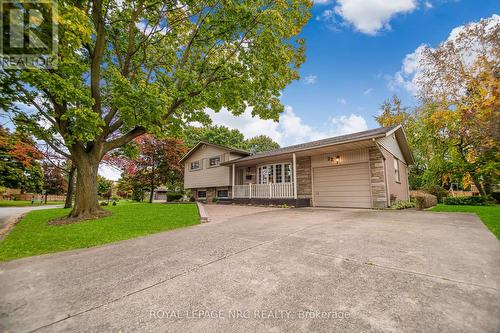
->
<box><xmin>179</xmin><ymin>141</ymin><xmax>250</xmax><ymax>164</ymax></box>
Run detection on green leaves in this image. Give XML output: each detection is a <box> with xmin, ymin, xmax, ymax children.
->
<box><xmin>62</xmin><ymin>107</ymin><xmax>105</xmax><ymax>143</ymax></box>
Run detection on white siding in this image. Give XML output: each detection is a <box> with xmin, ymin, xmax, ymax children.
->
<box><xmin>377</xmin><ymin>134</ymin><xmax>405</xmax><ymax>163</ymax></box>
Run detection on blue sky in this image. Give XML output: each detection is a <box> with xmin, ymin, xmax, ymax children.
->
<box><xmin>209</xmin><ymin>0</ymin><xmax>499</xmax><ymax>147</ymax></box>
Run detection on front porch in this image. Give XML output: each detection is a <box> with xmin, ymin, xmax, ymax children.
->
<box><xmin>233</xmin><ymin>183</ymin><xmax>295</xmax><ymax>199</ymax></box>
<box><xmin>230</xmin><ymin>154</ymin><xmax>300</xmax><ymax>200</ymax></box>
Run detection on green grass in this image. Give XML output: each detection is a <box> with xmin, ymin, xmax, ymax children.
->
<box><xmin>0</xmin><ymin>203</ymin><xmax>200</xmax><ymax>261</ymax></box>
<box><xmin>0</xmin><ymin>200</ymin><xmax>64</xmax><ymax>207</ymax></box>
<box><xmin>430</xmin><ymin>204</ymin><xmax>500</xmax><ymax>239</ymax></box>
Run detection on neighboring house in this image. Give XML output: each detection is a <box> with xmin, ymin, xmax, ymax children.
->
<box><xmin>181</xmin><ymin>125</ymin><xmax>413</xmax><ymax>208</ymax></box>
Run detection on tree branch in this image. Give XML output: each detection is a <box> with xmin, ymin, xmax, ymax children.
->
<box><xmin>102</xmin><ymin>126</ymin><xmax>146</xmax><ymax>155</ymax></box>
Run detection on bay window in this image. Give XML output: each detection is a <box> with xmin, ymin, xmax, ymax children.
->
<box><xmin>258</xmin><ymin>163</ymin><xmax>292</xmax><ymax>184</ymax></box>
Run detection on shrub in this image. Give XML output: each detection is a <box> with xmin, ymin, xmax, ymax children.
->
<box><xmin>111</xmin><ymin>195</ymin><xmax>121</xmax><ymax>202</ymax></box>
<box><xmin>166</xmin><ymin>193</ymin><xmax>183</xmax><ymax>202</ymax></box>
<box><xmin>99</xmin><ymin>201</ymin><xmax>109</xmax><ymax>206</ymax></box>
<box><xmin>491</xmin><ymin>192</ymin><xmax>500</xmax><ymax>204</ymax></box>
<box><xmin>443</xmin><ymin>196</ymin><xmax>490</xmax><ymax>206</ymax></box>
<box><xmin>421</xmin><ymin>185</ymin><xmax>449</xmax><ymax>202</ymax></box>
<box><xmin>189</xmin><ymin>196</ymin><xmax>196</xmax><ymax>202</ymax></box>
<box><xmin>391</xmin><ymin>200</ymin><xmax>416</xmax><ymax>210</ymax></box>
<box><xmin>132</xmin><ymin>188</ymin><xmax>144</xmax><ymax>202</ymax></box>
<box><xmin>212</xmin><ymin>197</ymin><xmax>219</xmax><ymax>203</ymax></box>
<box><xmin>112</xmin><ymin>201</ymin><xmax>117</xmax><ymax>206</ymax></box>
<box><xmin>411</xmin><ymin>190</ymin><xmax>437</xmax><ymax>210</ymax></box>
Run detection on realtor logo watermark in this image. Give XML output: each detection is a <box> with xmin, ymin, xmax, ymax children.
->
<box><xmin>0</xmin><ymin>0</ymin><xmax>58</xmax><ymax>69</ymax></box>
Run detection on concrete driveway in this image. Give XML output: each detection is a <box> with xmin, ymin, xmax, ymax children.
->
<box><xmin>0</xmin><ymin>207</ymin><xmax>499</xmax><ymax>332</ymax></box>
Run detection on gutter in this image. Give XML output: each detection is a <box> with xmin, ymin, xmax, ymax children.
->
<box><xmin>221</xmin><ymin>134</ymin><xmax>387</xmax><ymax>166</ymax></box>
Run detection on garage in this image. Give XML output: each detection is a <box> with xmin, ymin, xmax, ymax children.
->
<box><xmin>313</xmin><ymin>162</ymin><xmax>371</xmax><ymax>208</ymax></box>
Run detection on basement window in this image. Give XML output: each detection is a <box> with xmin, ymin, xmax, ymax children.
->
<box><xmin>217</xmin><ymin>190</ymin><xmax>228</xmax><ymax>198</ymax></box>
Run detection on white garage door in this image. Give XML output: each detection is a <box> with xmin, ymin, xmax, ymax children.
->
<box><xmin>313</xmin><ymin>162</ymin><xmax>371</xmax><ymax>208</ymax></box>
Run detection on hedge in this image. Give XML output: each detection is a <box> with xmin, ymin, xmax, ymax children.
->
<box><xmin>443</xmin><ymin>196</ymin><xmax>490</xmax><ymax>206</ymax></box>
<box><xmin>166</xmin><ymin>193</ymin><xmax>183</xmax><ymax>202</ymax></box>
<box><xmin>410</xmin><ymin>190</ymin><xmax>437</xmax><ymax>210</ymax></box>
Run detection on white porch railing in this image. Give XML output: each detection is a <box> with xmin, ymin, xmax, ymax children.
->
<box><xmin>233</xmin><ymin>183</ymin><xmax>295</xmax><ymax>199</ymax></box>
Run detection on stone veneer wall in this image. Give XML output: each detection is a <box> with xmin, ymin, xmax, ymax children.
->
<box><xmin>369</xmin><ymin>147</ymin><xmax>388</xmax><ymax>208</ymax></box>
<box><xmin>296</xmin><ymin>156</ymin><xmax>312</xmax><ymax>199</ymax></box>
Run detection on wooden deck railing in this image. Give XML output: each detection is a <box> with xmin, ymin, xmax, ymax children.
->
<box><xmin>233</xmin><ymin>183</ymin><xmax>294</xmax><ymax>199</ymax></box>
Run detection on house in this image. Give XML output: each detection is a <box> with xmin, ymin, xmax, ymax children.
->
<box><xmin>181</xmin><ymin>125</ymin><xmax>413</xmax><ymax>208</ymax></box>
<box><xmin>180</xmin><ymin>142</ymin><xmax>251</xmax><ymax>201</ymax></box>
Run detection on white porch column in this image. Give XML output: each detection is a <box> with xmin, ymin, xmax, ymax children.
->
<box><xmin>232</xmin><ymin>164</ymin><xmax>235</xmax><ymax>199</ymax></box>
<box><xmin>292</xmin><ymin>153</ymin><xmax>297</xmax><ymax>199</ymax></box>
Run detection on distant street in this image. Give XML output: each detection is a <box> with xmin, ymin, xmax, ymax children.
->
<box><xmin>0</xmin><ymin>205</ymin><xmax>62</xmax><ymax>230</ymax></box>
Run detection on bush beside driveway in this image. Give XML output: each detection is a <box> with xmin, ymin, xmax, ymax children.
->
<box><xmin>0</xmin><ymin>208</ymin><xmax>498</xmax><ymax>332</ymax></box>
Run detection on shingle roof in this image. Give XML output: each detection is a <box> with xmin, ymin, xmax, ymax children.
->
<box><xmin>223</xmin><ymin>125</ymin><xmax>398</xmax><ymax>164</ymax></box>
<box><xmin>179</xmin><ymin>141</ymin><xmax>250</xmax><ymax>163</ymax></box>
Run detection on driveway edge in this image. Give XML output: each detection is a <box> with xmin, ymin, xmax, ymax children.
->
<box><xmin>196</xmin><ymin>202</ymin><xmax>210</xmax><ymax>223</ymax></box>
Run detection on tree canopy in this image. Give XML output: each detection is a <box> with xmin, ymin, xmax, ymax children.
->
<box><xmin>120</xmin><ymin>135</ymin><xmax>187</xmax><ymax>202</ymax></box>
<box><xmin>0</xmin><ymin>0</ymin><xmax>311</xmax><ymax>219</ymax></box>
<box><xmin>0</xmin><ymin>127</ymin><xmax>44</xmax><ymax>193</ymax></box>
<box><xmin>246</xmin><ymin>135</ymin><xmax>280</xmax><ymax>153</ymax></box>
<box><xmin>375</xmin><ymin>17</ymin><xmax>499</xmax><ymax>194</ymax></box>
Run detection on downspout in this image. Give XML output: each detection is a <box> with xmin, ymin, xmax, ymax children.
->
<box><xmin>232</xmin><ymin>164</ymin><xmax>235</xmax><ymax>199</ymax></box>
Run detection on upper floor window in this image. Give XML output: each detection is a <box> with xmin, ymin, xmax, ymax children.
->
<box><xmin>209</xmin><ymin>156</ymin><xmax>221</xmax><ymax>167</ymax></box>
<box><xmin>394</xmin><ymin>158</ymin><xmax>400</xmax><ymax>183</ymax></box>
<box><xmin>190</xmin><ymin>160</ymin><xmax>201</xmax><ymax>171</ymax></box>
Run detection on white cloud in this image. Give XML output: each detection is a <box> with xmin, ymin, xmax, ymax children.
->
<box><xmin>303</xmin><ymin>74</ymin><xmax>318</xmax><ymax>85</ymax></box>
<box><xmin>389</xmin><ymin>15</ymin><xmax>500</xmax><ymax>95</ymax></box>
<box><xmin>329</xmin><ymin>114</ymin><xmax>368</xmax><ymax>135</ymax></box>
<box><xmin>363</xmin><ymin>88</ymin><xmax>374</xmax><ymax>95</ymax></box>
<box><xmin>206</xmin><ymin>106</ymin><xmax>369</xmax><ymax>146</ymax></box>
<box><xmin>337</xmin><ymin>98</ymin><xmax>347</xmax><ymax>105</ymax></box>
<box><xmin>424</xmin><ymin>1</ymin><xmax>433</xmax><ymax>9</ymax></box>
<box><xmin>319</xmin><ymin>0</ymin><xmax>418</xmax><ymax>35</ymax></box>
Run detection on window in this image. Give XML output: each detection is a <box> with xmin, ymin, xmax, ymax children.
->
<box><xmin>197</xmin><ymin>190</ymin><xmax>207</xmax><ymax>198</ymax></box>
<box><xmin>394</xmin><ymin>158</ymin><xmax>400</xmax><ymax>183</ymax></box>
<box><xmin>258</xmin><ymin>163</ymin><xmax>292</xmax><ymax>184</ymax></box>
<box><xmin>259</xmin><ymin>165</ymin><xmax>268</xmax><ymax>184</ymax></box>
<box><xmin>209</xmin><ymin>156</ymin><xmax>221</xmax><ymax>167</ymax></box>
<box><xmin>217</xmin><ymin>189</ymin><xmax>228</xmax><ymax>198</ymax></box>
<box><xmin>190</xmin><ymin>160</ymin><xmax>201</xmax><ymax>171</ymax></box>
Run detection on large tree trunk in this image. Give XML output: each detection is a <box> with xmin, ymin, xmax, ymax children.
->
<box><xmin>149</xmin><ymin>186</ymin><xmax>154</xmax><ymax>203</ymax></box>
<box><xmin>70</xmin><ymin>153</ymin><xmax>109</xmax><ymax>219</ymax></box>
<box><xmin>148</xmin><ymin>156</ymin><xmax>155</xmax><ymax>203</ymax></box>
<box><xmin>64</xmin><ymin>163</ymin><xmax>76</xmax><ymax>209</ymax></box>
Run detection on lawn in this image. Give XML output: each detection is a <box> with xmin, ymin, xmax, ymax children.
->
<box><xmin>0</xmin><ymin>200</ymin><xmax>64</xmax><ymax>207</ymax></box>
<box><xmin>0</xmin><ymin>203</ymin><xmax>200</xmax><ymax>261</ymax></box>
<box><xmin>430</xmin><ymin>204</ymin><xmax>500</xmax><ymax>239</ymax></box>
